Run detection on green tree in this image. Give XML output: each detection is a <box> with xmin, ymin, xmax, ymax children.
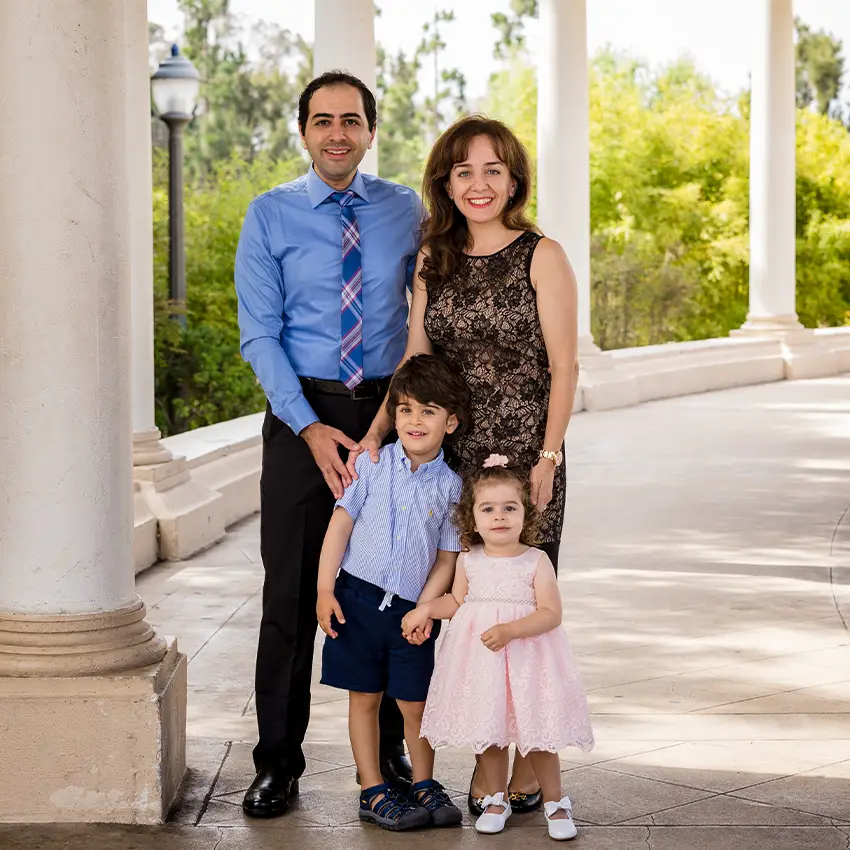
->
<box><xmin>176</xmin><ymin>0</ymin><xmax>310</xmax><ymax>176</ymax></box>
<box><xmin>153</xmin><ymin>153</ymin><xmax>307</xmax><ymax>435</ymax></box>
<box><xmin>491</xmin><ymin>0</ymin><xmax>538</xmax><ymax>60</ymax></box>
<box><xmin>795</xmin><ymin>17</ymin><xmax>845</xmax><ymax>120</ymax></box>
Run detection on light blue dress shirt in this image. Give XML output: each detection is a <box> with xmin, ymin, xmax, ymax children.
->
<box><xmin>336</xmin><ymin>442</ymin><xmax>462</xmax><ymax>604</ymax></box>
<box><xmin>235</xmin><ymin>166</ymin><xmax>424</xmax><ymax>434</ymax></box>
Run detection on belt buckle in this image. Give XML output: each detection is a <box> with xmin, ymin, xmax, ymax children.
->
<box><xmin>350</xmin><ymin>382</ymin><xmax>374</xmax><ymax>401</ymax></box>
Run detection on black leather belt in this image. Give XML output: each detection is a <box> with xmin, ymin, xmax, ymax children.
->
<box><xmin>299</xmin><ymin>375</ymin><xmax>392</xmax><ymax>401</ymax></box>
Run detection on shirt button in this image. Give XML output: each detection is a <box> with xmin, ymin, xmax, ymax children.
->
<box><xmin>400</xmin><ymin>506</ymin><xmax>406</xmax><ymax>511</ymax></box>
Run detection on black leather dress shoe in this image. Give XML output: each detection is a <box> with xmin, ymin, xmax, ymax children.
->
<box><xmin>242</xmin><ymin>765</ymin><xmax>299</xmax><ymax>818</ymax></box>
<box><xmin>380</xmin><ymin>750</ymin><xmax>413</xmax><ymax>790</ymax></box>
<box><xmin>355</xmin><ymin>750</ymin><xmax>414</xmax><ymax>791</ymax></box>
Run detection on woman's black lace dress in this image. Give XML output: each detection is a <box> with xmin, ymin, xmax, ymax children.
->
<box><xmin>423</xmin><ymin>230</ymin><xmax>565</xmax><ymax>545</ymax></box>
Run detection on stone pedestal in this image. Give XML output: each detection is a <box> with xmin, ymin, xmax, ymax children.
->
<box><xmin>134</xmin><ymin>458</ymin><xmax>225</xmax><ymax>561</ymax></box>
<box><xmin>0</xmin><ymin>638</ymin><xmax>186</xmax><ymax>824</ymax></box>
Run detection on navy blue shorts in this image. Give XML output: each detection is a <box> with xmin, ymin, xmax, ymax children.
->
<box><xmin>320</xmin><ymin>571</ymin><xmax>441</xmax><ymax>702</ymax></box>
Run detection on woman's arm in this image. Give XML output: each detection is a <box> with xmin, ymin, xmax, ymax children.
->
<box><xmin>480</xmin><ymin>552</ymin><xmax>562</xmax><ymax>650</ymax></box>
<box><xmin>528</xmin><ymin>238</ymin><xmax>580</xmax><ymax>510</ymax></box>
<box><xmin>348</xmin><ymin>250</ymin><xmax>434</xmax><ymax>471</ymax></box>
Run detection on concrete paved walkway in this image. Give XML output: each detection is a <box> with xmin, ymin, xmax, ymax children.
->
<box><xmin>6</xmin><ymin>375</ymin><xmax>850</xmax><ymax>849</ymax></box>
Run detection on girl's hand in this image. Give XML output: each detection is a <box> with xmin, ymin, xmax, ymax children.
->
<box><xmin>405</xmin><ymin>624</ymin><xmax>432</xmax><ymax>645</ymax></box>
<box><xmin>346</xmin><ymin>430</ymin><xmax>382</xmax><ymax>478</ymax></box>
<box><xmin>401</xmin><ymin>606</ymin><xmax>432</xmax><ymax>640</ymax></box>
<box><xmin>481</xmin><ymin>623</ymin><xmax>514</xmax><ymax>652</ymax></box>
<box><xmin>530</xmin><ymin>458</ymin><xmax>555</xmax><ymax>512</ymax></box>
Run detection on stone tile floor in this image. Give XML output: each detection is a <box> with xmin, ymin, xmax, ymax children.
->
<box><xmin>5</xmin><ymin>376</ymin><xmax>850</xmax><ymax>850</ymax></box>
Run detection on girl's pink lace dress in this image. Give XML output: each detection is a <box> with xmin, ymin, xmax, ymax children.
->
<box><xmin>420</xmin><ymin>546</ymin><xmax>594</xmax><ymax>756</ymax></box>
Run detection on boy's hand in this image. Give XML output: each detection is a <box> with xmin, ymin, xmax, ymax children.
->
<box><xmin>401</xmin><ymin>606</ymin><xmax>432</xmax><ymax>640</ymax></box>
<box><xmin>481</xmin><ymin>623</ymin><xmax>514</xmax><ymax>652</ymax></box>
<box><xmin>317</xmin><ymin>590</ymin><xmax>345</xmax><ymax>639</ymax></box>
<box><xmin>405</xmin><ymin>622</ymin><xmax>433</xmax><ymax>645</ymax></box>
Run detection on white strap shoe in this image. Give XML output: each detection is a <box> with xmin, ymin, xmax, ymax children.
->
<box><xmin>474</xmin><ymin>792</ymin><xmax>512</xmax><ymax>834</ymax></box>
<box><xmin>544</xmin><ymin>795</ymin><xmax>577</xmax><ymax>841</ymax></box>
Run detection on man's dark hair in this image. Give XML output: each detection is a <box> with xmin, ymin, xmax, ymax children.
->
<box><xmin>386</xmin><ymin>354</ymin><xmax>470</xmax><ymax>438</ymax></box>
<box><xmin>298</xmin><ymin>70</ymin><xmax>378</xmax><ymax>134</ymax></box>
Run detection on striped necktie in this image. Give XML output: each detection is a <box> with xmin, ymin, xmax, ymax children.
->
<box><xmin>331</xmin><ymin>190</ymin><xmax>363</xmax><ymax>389</ymax></box>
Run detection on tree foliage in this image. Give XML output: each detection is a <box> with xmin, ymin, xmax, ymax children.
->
<box><xmin>484</xmin><ymin>50</ymin><xmax>850</xmax><ymax>350</ymax></box>
<box><xmin>795</xmin><ymin>16</ymin><xmax>846</xmax><ymax>121</ymax></box>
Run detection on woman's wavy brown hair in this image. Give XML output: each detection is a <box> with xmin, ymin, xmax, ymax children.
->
<box><xmin>419</xmin><ymin>115</ymin><xmax>537</xmax><ymax>293</ymax></box>
<box><xmin>453</xmin><ymin>464</ymin><xmax>541</xmax><ymax>552</ymax></box>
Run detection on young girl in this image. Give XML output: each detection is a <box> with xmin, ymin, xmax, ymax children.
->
<box><xmin>402</xmin><ymin>456</ymin><xmax>594</xmax><ymax>840</ymax></box>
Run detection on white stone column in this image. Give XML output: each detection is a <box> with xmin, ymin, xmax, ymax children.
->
<box><xmin>128</xmin><ymin>0</ymin><xmax>173</xmax><ymax>468</ymax></box>
<box><xmin>126</xmin><ymin>0</ymin><xmax>224</xmax><ymax>568</ymax></box>
<box><xmin>537</xmin><ymin>0</ymin><xmax>594</xmax><ymax>355</ymax></box>
<box><xmin>536</xmin><ymin>0</ymin><xmax>637</xmax><ymax>410</ymax></box>
<box><xmin>314</xmin><ymin>0</ymin><xmax>378</xmax><ymax>174</ymax></box>
<box><xmin>0</xmin><ymin>0</ymin><xmax>185</xmax><ymax>822</ymax></box>
<box><xmin>741</xmin><ymin>0</ymin><xmax>801</xmax><ymax>332</ymax></box>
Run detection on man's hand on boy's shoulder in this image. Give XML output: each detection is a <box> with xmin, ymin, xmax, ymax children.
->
<box><xmin>317</xmin><ymin>589</ymin><xmax>346</xmax><ymax>639</ymax></box>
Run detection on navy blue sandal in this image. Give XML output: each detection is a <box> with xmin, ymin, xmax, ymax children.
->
<box><xmin>413</xmin><ymin>779</ymin><xmax>462</xmax><ymax>827</ymax></box>
<box><xmin>359</xmin><ymin>782</ymin><xmax>430</xmax><ymax>831</ymax></box>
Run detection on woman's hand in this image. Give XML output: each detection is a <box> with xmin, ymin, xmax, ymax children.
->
<box><xmin>345</xmin><ymin>430</ymin><xmax>382</xmax><ymax>478</ymax></box>
<box><xmin>529</xmin><ymin>458</ymin><xmax>555</xmax><ymax>512</ymax></box>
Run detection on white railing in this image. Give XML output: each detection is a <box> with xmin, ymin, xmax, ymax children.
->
<box><xmin>136</xmin><ymin>327</ymin><xmax>850</xmax><ymax>573</ymax></box>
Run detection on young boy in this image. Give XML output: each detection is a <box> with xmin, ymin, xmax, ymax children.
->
<box><xmin>316</xmin><ymin>354</ymin><xmax>469</xmax><ymax>831</ymax></box>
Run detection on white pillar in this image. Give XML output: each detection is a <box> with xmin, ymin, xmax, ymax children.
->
<box><xmin>314</xmin><ymin>0</ymin><xmax>378</xmax><ymax>175</ymax></box>
<box><xmin>0</xmin><ymin>0</ymin><xmax>185</xmax><ymax>823</ymax></box>
<box><xmin>0</xmin><ymin>3</ymin><xmax>138</xmax><ymax>618</ymax></box>
<box><xmin>537</xmin><ymin>0</ymin><xmax>595</xmax><ymax>354</ymax></box>
<box><xmin>128</xmin><ymin>0</ymin><xmax>173</xmax><ymax>466</ymax></box>
<box><xmin>741</xmin><ymin>0</ymin><xmax>801</xmax><ymax>332</ymax></box>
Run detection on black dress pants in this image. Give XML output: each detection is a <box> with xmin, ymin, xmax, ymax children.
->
<box><xmin>252</xmin><ymin>386</ymin><xmax>404</xmax><ymax>775</ymax></box>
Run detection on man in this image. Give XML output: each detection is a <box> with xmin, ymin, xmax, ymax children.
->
<box><xmin>235</xmin><ymin>71</ymin><xmax>424</xmax><ymax>818</ymax></box>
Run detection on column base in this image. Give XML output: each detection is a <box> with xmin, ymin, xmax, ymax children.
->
<box><xmin>0</xmin><ymin>638</ymin><xmax>186</xmax><ymax>823</ymax></box>
<box><xmin>134</xmin><ymin>457</ymin><xmax>225</xmax><ymax>561</ymax></box>
<box><xmin>133</xmin><ymin>480</ymin><xmax>159</xmax><ymax>574</ymax></box>
<box><xmin>578</xmin><ymin>348</ymin><xmax>640</xmax><ymax>411</ymax></box>
<box><xmin>133</xmin><ymin>427</ymin><xmax>174</xmax><ymax>466</ymax></box>
<box><xmin>731</xmin><ymin>321</ymin><xmax>841</xmax><ymax>379</ymax></box>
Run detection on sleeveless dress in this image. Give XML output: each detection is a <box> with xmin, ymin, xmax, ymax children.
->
<box><xmin>420</xmin><ymin>546</ymin><xmax>594</xmax><ymax>756</ymax></box>
<box><xmin>423</xmin><ymin>230</ymin><xmax>566</xmax><ymax>544</ymax></box>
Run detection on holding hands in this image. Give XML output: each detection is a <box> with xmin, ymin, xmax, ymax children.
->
<box><xmin>401</xmin><ymin>606</ymin><xmax>434</xmax><ymax>645</ymax></box>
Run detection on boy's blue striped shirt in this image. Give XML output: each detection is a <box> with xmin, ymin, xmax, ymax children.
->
<box><xmin>336</xmin><ymin>441</ymin><xmax>462</xmax><ymax>602</ymax></box>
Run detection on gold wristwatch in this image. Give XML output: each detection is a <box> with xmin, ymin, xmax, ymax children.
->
<box><xmin>539</xmin><ymin>449</ymin><xmax>563</xmax><ymax>467</ymax></box>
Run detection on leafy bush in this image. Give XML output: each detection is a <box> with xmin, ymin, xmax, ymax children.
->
<box><xmin>153</xmin><ymin>152</ymin><xmax>306</xmax><ymax>435</ymax></box>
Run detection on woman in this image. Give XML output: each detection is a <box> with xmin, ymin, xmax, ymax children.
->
<box><xmin>353</xmin><ymin>115</ymin><xmax>580</xmax><ymax>814</ymax></box>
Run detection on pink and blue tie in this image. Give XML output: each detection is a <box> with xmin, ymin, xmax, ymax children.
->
<box><xmin>331</xmin><ymin>190</ymin><xmax>363</xmax><ymax>389</ymax></box>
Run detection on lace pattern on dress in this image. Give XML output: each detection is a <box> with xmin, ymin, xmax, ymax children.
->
<box><xmin>423</xmin><ymin>231</ymin><xmax>566</xmax><ymax>543</ymax></box>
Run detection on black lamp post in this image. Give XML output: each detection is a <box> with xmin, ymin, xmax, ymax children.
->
<box><xmin>151</xmin><ymin>45</ymin><xmax>200</xmax><ymax>324</ymax></box>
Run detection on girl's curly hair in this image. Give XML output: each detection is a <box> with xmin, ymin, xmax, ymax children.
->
<box><xmin>453</xmin><ymin>464</ymin><xmax>541</xmax><ymax>551</ymax></box>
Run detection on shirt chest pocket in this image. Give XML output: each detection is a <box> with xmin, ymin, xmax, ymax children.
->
<box><xmin>423</xmin><ymin>504</ymin><xmax>445</xmax><ymax>536</ymax></box>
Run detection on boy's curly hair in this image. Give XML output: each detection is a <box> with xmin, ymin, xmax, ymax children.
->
<box><xmin>453</xmin><ymin>463</ymin><xmax>541</xmax><ymax>551</ymax></box>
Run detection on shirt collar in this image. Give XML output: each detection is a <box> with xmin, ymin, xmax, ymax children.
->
<box><xmin>393</xmin><ymin>438</ymin><xmax>444</xmax><ymax>479</ymax></box>
<box><xmin>306</xmin><ymin>164</ymin><xmax>370</xmax><ymax>209</ymax></box>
